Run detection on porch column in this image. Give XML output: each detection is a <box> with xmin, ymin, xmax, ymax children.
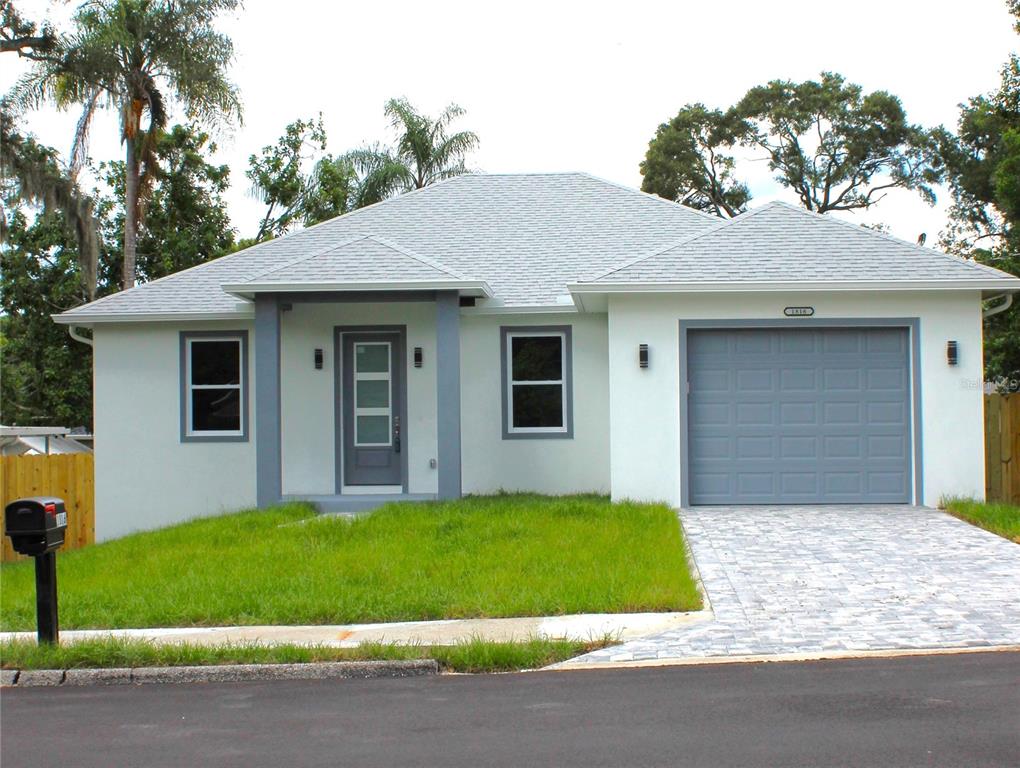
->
<box><xmin>254</xmin><ymin>294</ymin><xmax>282</xmax><ymax>507</ymax></box>
<box><xmin>436</xmin><ymin>291</ymin><xmax>462</xmax><ymax>499</ymax></box>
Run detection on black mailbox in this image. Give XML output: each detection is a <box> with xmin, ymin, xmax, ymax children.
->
<box><xmin>5</xmin><ymin>496</ymin><xmax>67</xmax><ymax>556</ymax></box>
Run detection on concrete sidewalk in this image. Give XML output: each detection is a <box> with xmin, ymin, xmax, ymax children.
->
<box><xmin>0</xmin><ymin>610</ymin><xmax>706</xmax><ymax>649</ymax></box>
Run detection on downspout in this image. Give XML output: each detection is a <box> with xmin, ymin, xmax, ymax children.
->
<box><xmin>67</xmin><ymin>325</ymin><xmax>94</xmax><ymax>347</ymax></box>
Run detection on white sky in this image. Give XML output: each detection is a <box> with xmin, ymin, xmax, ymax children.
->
<box><xmin>3</xmin><ymin>0</ymin><xmax>1017</xmax><ymax>245</ymax></box>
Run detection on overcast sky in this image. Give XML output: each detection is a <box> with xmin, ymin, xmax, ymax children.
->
<box><xmin>4</xmin><ymin>0</ymin><xmax>1018</xmax><ymax>245</ymax></box>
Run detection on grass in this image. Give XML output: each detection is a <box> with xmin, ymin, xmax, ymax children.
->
<box><xmin>0</xmin><ymin>494</ymin><xmax>699</xmax><ymax>631</ymax></box>
<box><xmin>941</xmin><ymin>497</ymin><xmax>1020</xmax><ymax>543</ymax></box>
<box><xmin>0</xmin><ymin>636</ymin><xmax>610</xmax><ymax>674</ymax></box>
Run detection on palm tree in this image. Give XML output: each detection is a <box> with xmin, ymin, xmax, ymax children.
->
<box><xmin>9</xmin><ymin>0</ymin><xmax>242</xmax><ymax>290</ymax></box>
<box><xmin>350</xmin><ymin>99</ymin><xmax>479</xmax><ymax>206</ymax></box>
<box><xmin>0</xmin><ymin>109</ymin><xmax>100</xmax><ymax>299</ymax></box>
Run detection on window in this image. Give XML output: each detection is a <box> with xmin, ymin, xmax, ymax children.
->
<box><xmin>180</xmin><ymin>332</ymin><xmax>248</xmax><ymax>441</ymax></box>
<box><xmin>501</xmin><ymin>326</ymin><xmax>573</xmax><ymax>438</ymax></box>
<box><xmin>353</xmin><ymin>341</ymin><xmax>392</xmax><ymax>447</ymax></box>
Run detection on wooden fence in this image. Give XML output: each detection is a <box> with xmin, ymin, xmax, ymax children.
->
<box><xmin>0</xmin><ymin>454</ymin><xmax>95</xmax><ymax>563</ymax></box>
<box><xmin>984</xmin><ymin>393</ymin><xmax>1020</xmax><ymax>505</ymax></box>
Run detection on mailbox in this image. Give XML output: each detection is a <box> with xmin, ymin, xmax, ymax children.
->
<box><xmin>4</xmin><ymin>496</ymin><xmax>66</xmax><ymax>644</ymax></box>
<box><xmin>5</xmin><ymin>496</ymin><xmax>67</xmax><ymax>556</ymax></box>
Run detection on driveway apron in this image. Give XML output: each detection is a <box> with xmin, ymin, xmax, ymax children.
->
<box><xmin>574</xmin><ymin>506</ymin><xmax>1020</xmax><ymax>664</ymax></box>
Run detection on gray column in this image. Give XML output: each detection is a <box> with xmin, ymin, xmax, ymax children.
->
<box><xmin>254</xmin><ymin>294</ymin><xmax>282</xmax><ymax>507</ymax></box>
<box><xmin>436</xmin><ymin>291</ymin><xmax>462</xmax><ymax>500</ymax></box>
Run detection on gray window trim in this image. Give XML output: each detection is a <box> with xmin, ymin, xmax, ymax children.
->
<box><xmin>500</xmin><ymin>325</ymin><xmax>574</xmax><ymax>440</ymax></box>
<box><xmin>677</xmin><ymin>317</ymin><xmax>923</xmax><ymax>507</ymax></box>
<box><xmin>179</xmin><ymin>330</ymin><xmax>250</xmax><ymax>443</ymax></box>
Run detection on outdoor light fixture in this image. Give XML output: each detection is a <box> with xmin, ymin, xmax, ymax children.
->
<box><xmin>414</xmin><ymin>347</ymin><xmax>423</xmax><ymax>368</ymax></box>
<box><xmin>947</xmin><ymin>340</ymin><xmax>959</xmax><ymax>366</ymax></box>
<box><xmin>639</xmin><ymin>344</ymin><xmax>649</xmax><ymax>369</ymax></box>
<box><xmin>314</xmin><ymin>348</ymin><xmax>323</xmax><ymax>369</ymax></box>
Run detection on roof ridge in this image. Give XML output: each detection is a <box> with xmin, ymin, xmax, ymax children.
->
<box><xmin>245</xmin><ymin>235</ymin><xmax>370</xmax><ymax>281</ymax></box>
<box><xmin>361</xmin><ymin>234</ymin><xmax>469</xmax><ymax>280</ymax></box>
<box><xmin>583</xmin><ymin>203</ymin><xmax>773</xmax><ymax>282</ymax></box>
<box><xmin>768</xmin><ymin>200</ymin><xmax>1011</xmax><ymax>278</ymax></box>
<box><xmin>576</xmin><ymin>172</ymin><xmax>721</xmax><ymax>221</ymax></box>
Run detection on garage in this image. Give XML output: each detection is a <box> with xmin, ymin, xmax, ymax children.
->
<box><xmin>685</xmin><ymin>325</ymin><xmax>914</xmax><ymax>505</ymax></box>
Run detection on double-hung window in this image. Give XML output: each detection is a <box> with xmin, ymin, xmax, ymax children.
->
<box><xmin>180</xmin><ymin>332</ymin><xmax>248</xmax><ymax>441</ymax></box>
<box><xmin>501</xmin><ymin>326</ymin><xmax>573</xmax><ymax>438</ymax></box>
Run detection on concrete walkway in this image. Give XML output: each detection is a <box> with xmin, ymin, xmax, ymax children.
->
<box><xmin>0</xmin><ymin>611</ymin><xmax>705</xmax><ymax>649</ymax></box>
<box><xmin>565</xmin><ymin>506</ymin><xmax>1020</xmax><ymax>666</ymax></box>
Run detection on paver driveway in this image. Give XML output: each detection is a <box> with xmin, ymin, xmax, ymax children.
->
<box><xmin>573</xmin><ymin>506</ymin><xmax>1020</xmax><ymax>664</ymax></box>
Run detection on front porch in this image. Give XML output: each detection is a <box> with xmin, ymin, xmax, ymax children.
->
<box><xmin>224</xmin><ymin>270</ymin><xmax>489</xmax><ymax>509</ymax></box>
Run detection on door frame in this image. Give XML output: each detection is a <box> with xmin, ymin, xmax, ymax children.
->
<box><xmin>677</xmin><ymin>317</ymin><xmax>923</xmax><ymax>508</ymax></box>
<box><xmin>334</xmin><ymin>325</ymin><xmax>409</xmax><ymax>494</ymax></box>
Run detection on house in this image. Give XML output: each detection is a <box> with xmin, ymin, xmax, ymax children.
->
<box><xmin>55</xmin><ymin>173</ymin><xmax>1020</xmax><ymax>540</ymax></box>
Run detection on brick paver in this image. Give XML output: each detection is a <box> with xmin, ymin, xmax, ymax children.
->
<box><xmin>574</xmin><ymin>506</ymin><xmax>1020</xmax><ymax>664</ymax></box>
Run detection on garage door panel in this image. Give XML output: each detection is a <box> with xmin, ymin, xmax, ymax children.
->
<box><xmin>687</xmin><ymin>327</ymin><xmax>912</xmax><ymax>505</ymax></box>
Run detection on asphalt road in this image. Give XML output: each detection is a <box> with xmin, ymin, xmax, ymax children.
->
<box><xmin>2</xmin><ymin>652</ymin><xmax>1018</xmax><ymax>767</ymax></box>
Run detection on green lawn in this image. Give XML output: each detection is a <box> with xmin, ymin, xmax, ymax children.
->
<box><xmin>0</xmin><ymin>636</ymin><xmax>611</xmax><ymax>674</ymax></box>
<box><xmin>0</xmin><ymin>494</ymin><xmax>699</xmax><ymax>631</ymax></box>
<box><xmin>941</xmin><ymin>497</ymin><xmax>1020</xmax><ymax>543</ymax></box>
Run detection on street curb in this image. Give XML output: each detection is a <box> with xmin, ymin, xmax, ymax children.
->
<box><xmin>4</xmin><ymin>659</ymin><xmax>439</xmax><ymax>687</ymax></box>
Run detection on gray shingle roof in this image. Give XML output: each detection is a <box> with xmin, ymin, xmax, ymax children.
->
<box><xmin>236</xmin><ymin>234</ymin><xmax>468</xmax><ymax>285</ymax></box>
<box><xmin>55</xmin><ymin>179</ymin><xmax>1018</xmax><ymax>323</ymax></box>
<box><xmin>56</xmin><ymin>173</ymin><xmax>717</xmax><ymax>321</ymax></box>
<box><xmin>582</xmin><ymin>201</ymin><xmax>1016</xmax><ymax>285</ymax></box>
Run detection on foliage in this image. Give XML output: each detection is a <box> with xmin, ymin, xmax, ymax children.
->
<box><xmin>0</xmin><ymin>111</ymin><xmax>100</xmax><ymax>297</ymax></box>
<box><xmin>349</xmin><ymin>98</ymin><xmax>479</xmax><ymax>204</ymax></box>
<box><xmin>0</xmin><ymin>1</ymin><xmax>58</xmax><ymax>59</ymax></box>
<box><xmin>941</xmin><ymin>2</ymin><xmax>1020</xmax><ymax>384</ymax></box>
<box><xmin>8</xmin><ymin>0</ymin><xmax>242</xmax><ymax>290</ymax></box>
<box><xmin>100</xmin><ymin>124</ymin><xmax>235</xmax><ymax>282</ymax></box>
<box><xmin>0</xmin><ymin>635</ymin><xmax>612</xmax><ymax>673</ymax></box>
<box><xmin>0</xmin><ymin>496</ymin><xmax>700</xmax><ymax>630</ymax></box>
<box><xmin>0</xmin><ymin>210</ymin><xmax>99</xmax><ymax>428</ymax></box>
<box><xmin>642</xmin><ymin>72</ymin><xmax>941</xmax><ymax>216</ymax></box>
<box><xmin>640</xmin><ymin>104</ymin><xmax>750</xmax><ymax>216</ymax></box>
<box><xmin>246</xmin><ymin>116</ymin><xmax>327</xmax><ymax>240</ymax></box>
<box><xmin>941</xmin><ymin>497</ymin><xmax>1020</xmax><ymax>543</ymax></box>
<box><xmin>249</xmin><ymin>99</ymin><xmax>479</xmax><ymax>233</ymax></box>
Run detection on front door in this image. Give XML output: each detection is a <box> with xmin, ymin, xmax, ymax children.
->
<box><xmin>341</xmin><ymin>332</ymin><xmax>404</xmax><ymax>487</ymax></box>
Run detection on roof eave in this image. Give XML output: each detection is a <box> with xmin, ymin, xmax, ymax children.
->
<box><xmin>568</xmin><ymin>279</ymin><xmax>1020</xmax><ymax>297</ymax></box>
<box><xmin>52</xmin><ymin>309</ymin><xmax>256</xmax><ymax>326</ymax></box>
<box><xmin>221</xmin><ymin>280</ymin><xmax>494</xmax><ymax>300</ymax></box>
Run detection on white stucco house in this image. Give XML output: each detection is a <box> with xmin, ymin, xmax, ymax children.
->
<box><xmin>55</xmin><ymin>173</ymin><xmax>1020</xmax><ymax>540</ymax></box>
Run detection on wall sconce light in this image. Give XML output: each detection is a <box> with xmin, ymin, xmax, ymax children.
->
<box><xmin>946</xmin><ymin>340</ymin><xmax>958</xmax><ymax>366</ymax></box>
<box><xmin>639</xmin><ymin>344</ymin><xmax>649</xmax><ymax>369</ymax></box>
<box><xmin>414</xmin><ymin>347</ymin><xmax>423</xmax><ymax>368</ymax></box>
<box><xmin>314</xmin><ymin>348</ymin><xmax>323</xmax><ymax>370</ymax></box>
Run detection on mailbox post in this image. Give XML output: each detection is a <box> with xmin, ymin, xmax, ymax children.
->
<box><xmin>4</xmin><ymin>497</ymin><xmax>67</xmax><ymax>644</ymax></box>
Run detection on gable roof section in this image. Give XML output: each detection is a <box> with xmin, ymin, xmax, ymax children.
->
<box><xmin>55</xmin><ymin>173</ymin><xmax>717</xmax><ymax>322</ymax></box>
<box><xmin>574</xmin><ymin>201</ymin><xmax>1019</xmax><ymax>290</ymax></box>
<box><xmin>220</xmin><ymin>234</ymin><xmax>491</xmax><ymax>298</ymax></box>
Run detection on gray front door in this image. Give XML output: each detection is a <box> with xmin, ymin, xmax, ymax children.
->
<box><xmin>686</xmin><ymin>327</ymin><xmax>913</xmax><ymax>505</ymax></box>
<box><xmin>341</xmin><ymin>332</ymin><xmax>404</xmax><ymax>487</ymax></box>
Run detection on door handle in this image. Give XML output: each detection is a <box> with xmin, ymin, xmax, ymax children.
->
<box><xmin>394</xmin><ymin>416</ymin><xmax>401</xmax><ymax>454</ymax></box>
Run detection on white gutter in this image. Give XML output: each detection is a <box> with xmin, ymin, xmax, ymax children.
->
<box><xmin>567</xmin><ymin>279</ymin><xmax>1020</xmax><ymax>294</ymax></box>
<box><xmin>983</xmin><ymin>293</ymin><xmax>1014</xmax><ymax>319</ymax></box>
<box><xmin>67</xmin><ymin>326</ymin><xmax>94</xmax><ymax>346</ymax></box>
<box><xmin>53</xmin><ymin>310</ymin><xmax>254</xmax><ymax>325</ymax></box>
<box><xmin>221</xmin><ymin>279</ymin><xmax>494</xmax><ymax>300</ymax></box>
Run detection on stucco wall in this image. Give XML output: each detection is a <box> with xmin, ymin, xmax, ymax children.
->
<box><xmin>460</xmin><ymin>312</ymin><xmax>611</xmax><ymax>495</ymax></box>
<box><xmin>92</xmin><ymin>321</ymin><xmax>256</xmax><ymax>541</ymax></box>
<box><xmin>606</xmin><ymin>291</ymin><xmax>986</xmax><ymax>508</ymax></box>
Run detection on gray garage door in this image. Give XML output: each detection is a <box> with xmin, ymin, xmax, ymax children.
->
<box><xmin>686</xmin><ymin>327</ymin><xmax>913</xmax><ymax>505</ymax></box>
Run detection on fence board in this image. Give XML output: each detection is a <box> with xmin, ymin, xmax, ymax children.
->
<box><xmin>0</xmin><ymin>454</ymin><xmax>95</xmax><ymax>563</ymax></box>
